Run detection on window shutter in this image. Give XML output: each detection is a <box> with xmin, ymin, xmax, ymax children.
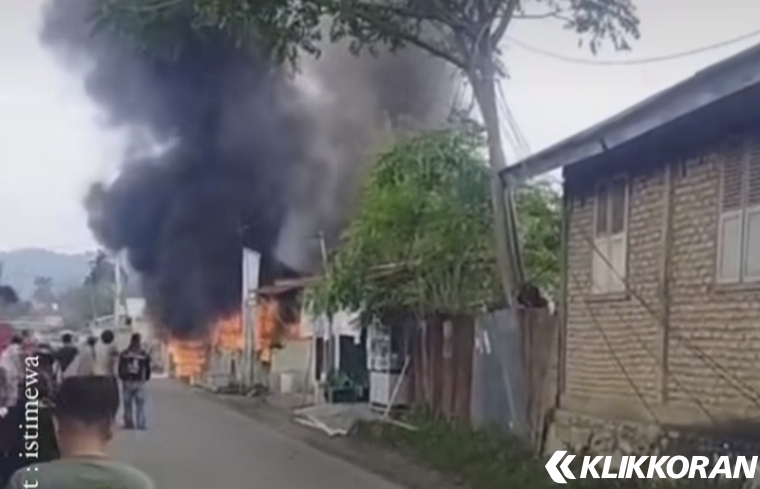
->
<box><xmin>596</xmin><ymin>186</ymin><xmax>608</xmax><ymax>237</ymax></box>
<box><xmin>607</xmin><ymin>234</ymin><xmax>627</xmax><ymax>292</ymax></box>
<box><xmin>717</xmin><ymin>210</ymin><xmax>743</xmax><ymax>283</ymax></box>
<box><xmin>722</xmin><ymin>140</ymin><xmax>744</xmax><ymax>212</ymax></box>
<box><xmin>749</xmin><ymin>137</ymin><xmax>760</xmax><ymax>206</ymax></box>
<box><xmin>610</xmin><ymin>180</ymin><xmax>627</xmax><ymax>235</ymax></box>
<box><xmin>744</xmin><ymin>207</ymin><xmax>760</xmax><ymax>281</ymax></box>
<box><xmin>592</xmin><ymin>238</ymin><xmax>609</xmax><ymax>293</ymax></box>
<box><xmin>745</xmin><ymin>136</ymin><xmax>760</xmax><ymax>282</ymax></box>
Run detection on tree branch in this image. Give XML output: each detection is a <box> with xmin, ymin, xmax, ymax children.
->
<box><xmin>118</xmin><ymin>0</ymin><xmax>185</xmax><ymax>14</ymax></box>
<box><xmin>513</xmin><ymin>9</ymin><xmax>570</xmax><ymax>20</ymax></box>
<box><xmin>347</xmin><ymin>4</ymin><xmax>467</xmax><ymax>69</ymax></box>
<box><xmin>490</xmin><ymin>0</ymin><xmax>520</xmax><ymax>47</ymax></box>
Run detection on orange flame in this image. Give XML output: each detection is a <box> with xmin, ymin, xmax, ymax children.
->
<box><xmin>165</xmin><ymin>297</ymin><xmax>306</xmax><ymax>380</ymax></box>
<box><xmin>166</xmin><ymin>314</ymin><xmax>244</xmax><ymax>382</ymax></box>
<box><xmin>255</xmin><ymin>297</ymin><xmax>305</xmax><ymax>363</ymax></box>
<box><xmin>213</xmin><ymin>314</ymin><xmax>244</xmax><ymax>351</ymax></box>
<box><xmin>167</xmin><ymin>338</ymin><xmax>207</xmax><ymax>382</ymax></box>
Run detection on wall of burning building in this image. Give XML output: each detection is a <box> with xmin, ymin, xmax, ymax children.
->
<box><xmin>166</xmin><ymin>290</ymin><xmax>305</xmax><ymax>383</ymax></box>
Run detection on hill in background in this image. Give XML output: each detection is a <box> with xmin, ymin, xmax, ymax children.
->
<box><xmin>0</xmin><ymin>248</ymin><xmax>146</xmax><ymax>302</ymax></box>
<box><xmin>0</xmin><ymin>249</ymin><xmax>94</xmax><ymax>299</ymax></box>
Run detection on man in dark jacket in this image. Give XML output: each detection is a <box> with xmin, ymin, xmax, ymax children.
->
<box><xmin>117</xmin><ymin>334</ymin><xmax>151</xmax><ymax>430</ymax></box>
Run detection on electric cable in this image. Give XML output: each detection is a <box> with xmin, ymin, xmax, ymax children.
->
<box><xmin>507</xmin><ymin>29</ymin><xmax>760</xmax><ymax>66</ymax></box>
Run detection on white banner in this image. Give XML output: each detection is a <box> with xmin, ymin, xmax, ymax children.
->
<box><xmin>241</xmin><ymin>248</ymin><xmax>261</xmax><ymax>386</ymax></box>
<box><xmin>241</xmin><ymin>248</ymin><xmax>261</xmax><ymax>301</ymax></box>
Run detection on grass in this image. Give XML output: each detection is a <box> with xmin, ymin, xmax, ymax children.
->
<box><xmin>354</xmin><ymin>409</ymin><xmax>746</xmax><ymax>489</ymax></box>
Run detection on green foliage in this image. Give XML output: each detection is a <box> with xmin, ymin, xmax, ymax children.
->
<box><xmin>84</xmin><ymin>251</ymin><xmax>115</xmax><ymax>287</ymax></box>
<box><xmin>56</xmin><ymin>250</ymin><xmax>117</xmax><ymax>325</ymax></box>
<box><xmin>94</xmin><ymin>0</ymin><xmax>323</xmax><ymax>64</ymax></box>
<box><xmin>515</xmin><ymin>181</ymin><xmax>561</xmax><ymax>295</ymax></box>
<box><xmin>93</xmin><ymin>0</ymin><xmax>640</xmax><ymax>70</ymax></box>
<box><xmin>356</xmin><ymin>410</ymin><xmax>744</xmax><ymax>489</ymax></box>
<box><xmin>308</xmin><ymin>128</ymin><xmax>563</xmax><ymax>321</ymax></box>
<box><xmin>32</xmin><ymin>276</ymin><xmax>56</xmax><ymax>305</ymax></box>
<box><xmin>58</xmin><ymin>284</ymin><xmax>114</xmax><ymax>327</ymax></box>
<box><xmin>308</xmin><ymin>127</ymin><xmax>501</xmax><ymax>322</ymax></box>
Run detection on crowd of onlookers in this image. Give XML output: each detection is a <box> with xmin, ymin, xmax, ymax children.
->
<box><xmin>0</xmin><ymin>328</ymin><xmax>154</xmax><ymax>488</ymax></box>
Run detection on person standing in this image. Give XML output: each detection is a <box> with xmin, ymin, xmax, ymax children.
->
<box><xmin>117</xmin><ymin>334</ymin><xmax>151</xmax><ymax>430</ymax></box>
<box><xmin>0</xmin><ymin>336</ymin><xmax>22</xmax><ymax>487</ymax></box>
<box><xmin>63</xmin><ymin>336</ymin><xmax>96</xmax><ymax>378</ymax></box>
<box><xmin>94</xmin><ymin>330</ymin><xmax>119</xmax><ymax>377</ymax></box>
<box><xmin>4</xmin><ymin>376</ymin><xmax>154</xmax><ymax>489</ymax></box>
<box><xmin>55</xmin><ymin>333</ymin><xmax>78</xmax><ymax>382</ymax></box>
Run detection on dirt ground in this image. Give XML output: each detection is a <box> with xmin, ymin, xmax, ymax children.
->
<box><xmin>200</xmin><ymin>390</ymin><xmax>464</xmax><ymax>489</ymax></box>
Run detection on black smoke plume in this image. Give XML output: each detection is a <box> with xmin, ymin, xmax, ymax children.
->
<box><xmin>40</xmin><ymin>0</ymin><xmax>455</xmax><ymax>338</ymax></box>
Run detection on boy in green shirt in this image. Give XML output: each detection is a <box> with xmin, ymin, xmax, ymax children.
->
<box><xmin>5</xmin><ymin>376</ymin><xmax>153</xmax><ymax>489</ymax></box>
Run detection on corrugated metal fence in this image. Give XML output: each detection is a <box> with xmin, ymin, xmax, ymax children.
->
<box><xmin>470</xmin><ymin>308</ymin><xmax>559</xmax><ymax>448</ymax></box>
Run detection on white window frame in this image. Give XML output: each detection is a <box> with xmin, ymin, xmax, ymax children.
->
<box><xmin>592</xmin><ymin>177</ymin><xmax>629</xmax><ymax>294</ymax></box>
<box><xmin>717</xmin><ymin>136</ymin><xmax>760</xmax><ymax>285</ymax></box>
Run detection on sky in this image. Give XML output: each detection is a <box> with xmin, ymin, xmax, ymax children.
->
<box><xmin>1</xmin><ymin>0</ymin><xmax>759</xmax><ymax>253</ymax></box>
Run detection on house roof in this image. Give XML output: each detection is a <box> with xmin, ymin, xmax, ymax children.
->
<box><xmin>500</xmin><ymin>42</ymin><xmax>760</xmax><ymax>183</ymax></box>
<box><xmin>254</xmin><ymin>276</ymin><xmax>322</xmax><ymax>296</ymax></box>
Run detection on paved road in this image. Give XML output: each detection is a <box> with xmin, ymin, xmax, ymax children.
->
<box><xmin>113</xmin><ymin>380</ymin><xmax>403</xmax><ymax>489</ymax></box>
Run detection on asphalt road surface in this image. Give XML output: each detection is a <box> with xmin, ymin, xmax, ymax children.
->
<box><xmin>113</xmin><ymin>380</ymin><xmax>403</xmax><ymax>489</ymax></box>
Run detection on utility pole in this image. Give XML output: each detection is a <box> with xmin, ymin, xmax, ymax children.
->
<box><xmin>317</xmin><ymin>231</ymin><xmax>334</xmax><ymax>402</ymax></box>
<box><xmin>238</xmin><ymin>220</ymin><xmax>259</xmax><ymax>390</ymax></box>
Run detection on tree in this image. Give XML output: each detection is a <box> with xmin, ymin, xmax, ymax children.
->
<box><xmin>0</xmin><ymin>285</ymin><xmax>18</xmax><ymax>307</ymax></box>
<box><xmin>82</xmin><ymin>250</ymin><xmax>116</xmax><ymax>321</ymax></box>
<box><xmin>0</xmin><ymin>285</ymin><xmax>30</xmax><ymax>321</ymax></box>
<box><xmin>309</xmin><ymin>126</ymin><xmax>501</xmax><ymax>323</ymax></box>
<box><xmin>58</xmin><ymin>284</ymin><xmax>113</xmax><ymax>327</ymax></box>
<box><xmin>515</xmin><ymin>180</ymin><xmax>561</xmax><ymax>295</ymax></box>
<box><xmin>84</xmin><ymin>250</ymin><xmax>115</xmax><ymax>287</ymax></box>
<box><xmin>32</xmin><ymin>276</ymin><xmax>56</xmax><ymax>305</ymax></box>
<box><xmin>95</xmin><ymin>0</ymin><xmax>639</xmax><ymax>303</ymax></box>
<box><xmin>309</xmin><ymin>126</ymin><xmax>561</xmax><ymax>322</ymax></box>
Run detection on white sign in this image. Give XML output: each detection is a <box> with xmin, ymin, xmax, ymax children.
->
<box><xmin>240</xmin><ymin>248</ymin><xmax>261</xmax><ymax>386</ymax></box>
<box><xmin>242</xmin><ymin>248</ymin><xmax>261</xmax><ymax>299</ymax></box>
<box><xmin>545</xmin><ymin>451</ymin><xmax>758</xmax><ymax>484</ymax></box>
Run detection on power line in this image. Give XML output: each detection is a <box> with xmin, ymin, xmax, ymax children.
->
<box><xmin>507</xmin><ymin>28</ymin><xmax>760</xmax><ymax>66</ymax></box>
<box><xmin>496</xmin><ymin>83</ymin><xmax>531</xmax><ymax>158</ymax></box>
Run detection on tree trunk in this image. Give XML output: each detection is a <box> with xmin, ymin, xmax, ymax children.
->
<box><xmin>468</xmin><ymin>57</ymin><xmax>523</xmax><ymax>304</ymax></box>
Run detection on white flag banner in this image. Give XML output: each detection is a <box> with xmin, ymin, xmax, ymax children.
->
<box><xmin>241</xmin><ymin>248</ymin><xmax>261</xmax><ymax>385</ymax></box>
<box><xmin>242</xmin><ymin>248</ymin><xmax>261</xmax><ymax>301</ymax></box>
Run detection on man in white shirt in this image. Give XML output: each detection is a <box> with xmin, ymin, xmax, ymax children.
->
<box><xmin>93</xmin><ymin>330</ymin><xmax>119</xmax><ymax>377</ymax></box>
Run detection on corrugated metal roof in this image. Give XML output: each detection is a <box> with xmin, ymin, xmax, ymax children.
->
<box><xmin>254</xmin><ymin>276</ymin><xmax>322</xmax><ymax>296</ymax></box>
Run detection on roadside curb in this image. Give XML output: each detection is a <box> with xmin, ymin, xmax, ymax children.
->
<box><xmin>196</xmin><ymin>389</ymin><xmax>464</xmax><ymax>489</ymax></box>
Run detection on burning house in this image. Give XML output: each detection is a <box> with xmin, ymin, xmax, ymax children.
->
<box><xmin>39</xmin><ymin>0</ymin><xmax>457</xmax><ymax>374</ymax></box>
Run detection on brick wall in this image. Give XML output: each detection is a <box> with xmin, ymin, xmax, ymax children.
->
<box><xmin>563</xmin><ymin>131</ymin><xmax>760</xmax><ymax>423</ymax></box>
<box><xmin>668</xmin><ymin>140</ymin><xmax>760</xmax><ymax>414</ymax></box>
<box><xmin>565</xmin><ymin>165</ymin><xmax>664</xmax><ymax>406</ymax></box>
